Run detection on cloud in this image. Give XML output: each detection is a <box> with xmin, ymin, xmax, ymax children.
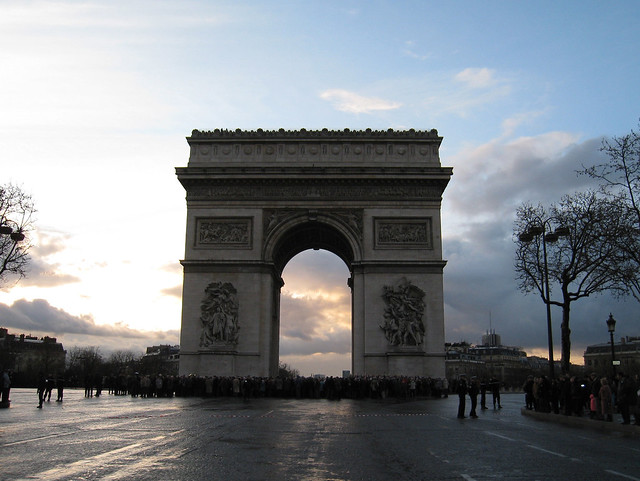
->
<box><xmin>279</xmin><ymin>250</ymin><xmax>351</xmax><ymax>357</ymax></box>
<box><xmin>0</xmin><ymin>298</ymin><xmax>178</xmax><ymax>352</ymax></box>
<box><xmin>445</xmin><ymin>132</ymin><xmax>601</xmax><ymax>224</ymax></box>
<box><xmin>320</xmin><ymin>89</ymin><xmax>402</xmax><ymax>114</ymax></box>
<box><xmin>1</xmin><ymin>231</ymin><xmax>81</xmax><ymax>289</ymax></box>
<box><xmin>440</xmin><ymin>130</ymin><xmax>637</xmax><ymax>361</ymax></box>
<box><xmin>160</xmin><ymin>284</ymin><xmax>182</xmax><ymax>298</ymax></box>
<box><xmin>402</xmin><ymin>40</ymin><xmax>431</xmax><ymax>61</ymax></box>
<box><xmin>454</xmin><ymin>68</ymin><xmax>498</xmax><ymax>89</ymax></box>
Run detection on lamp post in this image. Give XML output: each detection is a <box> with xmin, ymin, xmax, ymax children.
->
<box><xmin>606</xmin><ymin>313</ymin><xmax>616</xmax><ymax>378</ymax></box>
<box><xmin>519</xmin><ymin>223</ymin><xmax>569</xmax><ymax>379</ymax></box>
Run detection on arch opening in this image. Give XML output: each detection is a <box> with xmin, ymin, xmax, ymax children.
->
<box><xmin>279</xmin><ymin>249</ymin><xmax>352</xmax><ymax>377</ymax></box>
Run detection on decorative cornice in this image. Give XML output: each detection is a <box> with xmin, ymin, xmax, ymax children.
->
<box><xmin>189</xmin><ymin>128</ymin><xmax>440</xmax><ymax>140</ymax></box>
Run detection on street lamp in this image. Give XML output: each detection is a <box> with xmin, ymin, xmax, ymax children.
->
<box><xmin>519</xmin><ymin>223</ymin><xmax>569</xmax><ymax>379</ymax></box>
<box><xmin>606</xmin><ymin>313</ymin><xmax>617</xmax><ymax>378</ymax></box>
<box><xmin>0</xmin><ymin>224</ymin><xmax>24</xmax><ymax>242</ymax></box>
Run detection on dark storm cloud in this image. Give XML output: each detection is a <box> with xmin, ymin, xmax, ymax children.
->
<box><xmin>449</xmin><ymin>135</ymin><xmax>603</xmax><ymax>216</ymax></box>
<box><xmin>0</xmin><ymin>298</ymin><xmax>177</xmax><ymax>341</ymax></box>
<box><xmin>441</xmin><ymin>134</ymin><xmax>638</xmax><ymax>359</ymax></box>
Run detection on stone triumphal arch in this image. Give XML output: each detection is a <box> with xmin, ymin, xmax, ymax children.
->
<box><xmin>176</xmin><ymin>129</ymin><xmax>452</xmax><ymax>378</ymax></box>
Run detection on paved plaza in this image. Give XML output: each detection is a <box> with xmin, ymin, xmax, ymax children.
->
<box><xmin>1</xmin><ymin>388</ymin><xmax>639</xmax><ymax>480</ymax></box>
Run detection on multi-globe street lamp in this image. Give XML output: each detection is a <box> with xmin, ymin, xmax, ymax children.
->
<box><xmin>0</xmin><ymin>224</ymin><xmax>25</xmax><ymax>242</ymax></box>
<box><xmin>606</xmin><ymin>313</ymin><xmax>617</xmax><ymax>378</ymax></box>
<box><xmin>519</xmin><ymin>223</ymin><xmax>569</xmax><ymax>379</ymax></box>
<box><xmin>0</xmin><ymin>224</ymin><xmax>25</xmax><ymax>278</ymax></box>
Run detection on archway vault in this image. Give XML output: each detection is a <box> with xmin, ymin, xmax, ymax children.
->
<box><xmin>176</xmin><ymin>128</ymin><xmax>452</xmax><ymax>378</ymax></box>
<box><xmin>264</xmin><ymin>210</ymin><xmax>361</xmax><ymax>276</ymax></box>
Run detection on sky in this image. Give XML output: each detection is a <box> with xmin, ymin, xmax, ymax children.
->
<box><xmin>1</xmin><ymin>0</ymin><xmax>639</xmax><ymax>376</ymax></box>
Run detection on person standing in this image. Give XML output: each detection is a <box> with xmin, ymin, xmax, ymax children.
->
<box><xmin>56</xmin><ymin>373</ymin><xmax>64</xmax><ymax>402</ymax></box>
<box><xmin>468</xmin><ymin>376</ymin><xmax>480</xmax><ymax>418</ymax></box>
<box><xmin>616</xmin><ymin>372</ymin><xmax>637</xmax><ymax>425</ymax></box>
<box><xmin>457</xmin><ymin>374</ymin><xmax>468</xmax><ymax>419</ymax></box>
<box><xmin>599</xmin><ymin>377</ymin><xmax>613</xmax><ymax>422</ymax></box>
<box><xmin>522</xmin><ymin>375</ymin><xmax>534</xmax><ymax>410</ymax></box>
<box><xmin>490</xmin><ymin>377</ymin><xmax>502</xmax><ymax>409</ymax></box>
<box><xmin>1</xmin><ymin>369</ymin><xmax>11</xmax><ymax>407</ymax></box>
<box><xmin>37</xmin><ymin>371</ymin><xmax>46</xmax><ymax>408</ymax></box>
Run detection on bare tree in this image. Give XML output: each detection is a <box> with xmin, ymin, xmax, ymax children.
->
<box><xmin>514</xmin><ymin>192</ymin><xmax>629</xmax><ymax>374</ymax></box>
<box><xmin>580</xmin><ymin>123</ymin><xmax>640</xmax><ymax>301</ymax></box>
<box><xmin>278</xmin><ymin>361</ymin><xmax>300</xmax><ymax>378</ymax></box>
<box><xmin>66</xmin><ymin>346</ymin><xmax>104</xmax><ymax>386</ymax></box>
<box><xmin>0</xmin><ymin>184</ymin><xmax>36</xmax><ymax>284</ymax></box>
<box><xmin>106</xmin><ymin>349</ymin><xmax>142</xmax><ymax>375</ymax></box>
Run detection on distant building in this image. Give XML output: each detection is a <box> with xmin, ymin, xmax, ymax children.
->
<box><xmin>445</xmin><ymin>341</ymin><xmax>484</xmax><ymax>379</ymax></box>
<box><xmin>140</xmin><ymin>344</ymin><xmax>180</xmax><ymax>375</ymax></box>
<box><xmin>584</xmin><ymin>336</ymin><xmax>640</xmax><ymax>377</ymax></box>
<box><xmin>445</xmin><ymin>330</ymin><xmax>568</xmax><ymax>388</ymax></box>
<box><xmin>0</xmin><ymin>327</ymin><xmax>66</xmax><ymax>387</ymax></box>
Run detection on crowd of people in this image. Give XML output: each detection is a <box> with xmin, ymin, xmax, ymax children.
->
<box><xmin>521</xmin><ymin>371</ymin><xmax>640</xmax><ymax>425</ymax></box>
<box><xmin>90</xmin><ymin>373</ymin><xmax>451</xmax><ymax>401</ymax></box>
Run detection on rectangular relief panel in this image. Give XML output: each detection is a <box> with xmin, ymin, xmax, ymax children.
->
<box><xmin>374</xmin><ymin>217</ymin><xmax>433</xmax><ymax>249</ymax></box>
<box><xmin>195</xmin><ymin>217</ymin><xmax>253</xmax><ymax>249</ymax></box>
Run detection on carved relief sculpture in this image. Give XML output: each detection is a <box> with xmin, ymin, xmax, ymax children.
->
<box><xmin>199</xmin><ymin>282</ymin><xmax>240</xmax><ymax>346</ymax></box>
<box><xmin>380</xmin><ymin>278</ymin><xmax>426</xmax><ymax>346</ymax></box>
<box><xmin>197</xmin><ymin>218</ymin><xmax>251</xmax><ymax>248</ymax></box>
<box><xmin>375</xmin><ymin>218</ymin><xmax>432</xmax><ymax>249</ymax></box>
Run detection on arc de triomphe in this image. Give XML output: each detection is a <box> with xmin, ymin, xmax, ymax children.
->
<box><xmin>176</xmin><ymin>128</ymin><xmax>452</xmax><ymax>378</ymax></box>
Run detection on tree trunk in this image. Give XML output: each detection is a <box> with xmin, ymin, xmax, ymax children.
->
<box><xmin>560</xmin><ymin>302</ymin><xmax>571</xmax><ymax>375</ymax></box>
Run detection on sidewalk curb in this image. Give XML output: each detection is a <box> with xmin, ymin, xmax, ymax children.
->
<box><xmin>521</xmin><ymin>408</ymin><xmax>640</xmax><ymax>436</ymax></box>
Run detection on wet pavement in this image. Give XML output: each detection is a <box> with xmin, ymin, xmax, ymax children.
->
<box><xmin>1</xmin><ymin>388</ymin><xmax>639</xmax><ymax>480</ymax></box>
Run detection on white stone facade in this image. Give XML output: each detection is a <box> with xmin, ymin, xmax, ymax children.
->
<box><xmin>176</xmin><ymin>129</ymin><xmax>452</xmax><ymax>378</ymax></box>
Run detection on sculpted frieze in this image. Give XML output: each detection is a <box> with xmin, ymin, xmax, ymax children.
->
<box><xmin>380</xmin><ymin>278</ymin><xmax>426</xmax><ymax>347</ymax></box>
<box><xmin>196</xmin><ymin>218</ymin><xmax>252</xmax><ymax>247</ymax></box>
<box><xmin>199</xmin><ymin>281</ymin><xmax>240</xmax><ymax>347</ymax></box>
<box><xmin>188</xmin><ymin>183</ymin><xmax>444</xmax><ymax>202</ymax></box>
<box><xmin>375</xmin><ymin>218</ymin><xmax>432</xmax><ymax>249</ymax></box>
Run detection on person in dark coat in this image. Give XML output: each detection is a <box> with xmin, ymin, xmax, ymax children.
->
<box><xmin>37</xmin><ymin>371</ymin><xmax>46</xmax><ymax>408</ymax></box>
<box><xmin>489</xmin><ymin>377</ymin><xmax>502</xmax><ymax>409</ymax></box>
<box><xmin>56</xmin><ymin>374</ymin><xmax>64</xmax><ymax>402</ymax></box>
<box><xmin>616</xmin><ymin>372</ymin><xmax>637</xmax><ymax>425</ymax></box>
<box><xmin>457</xmin><ymin>375</ymin><xmax>468</xmax><ymax>419</ymax></box>
<box><xmin>468</xmin><ymin>376</ymin><xmax>480</xmax><ymax>418</ymax></box>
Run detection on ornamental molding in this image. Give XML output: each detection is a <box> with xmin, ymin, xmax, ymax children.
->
<box><xmin>189</xmin><ymin>128</ymin><xmax>441</xmax><ymax>140</ymax></box>
<box><xmin>186</xmin><ymin>129</ymin><xmax>443</xmax><ymax>164</ymax></box>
